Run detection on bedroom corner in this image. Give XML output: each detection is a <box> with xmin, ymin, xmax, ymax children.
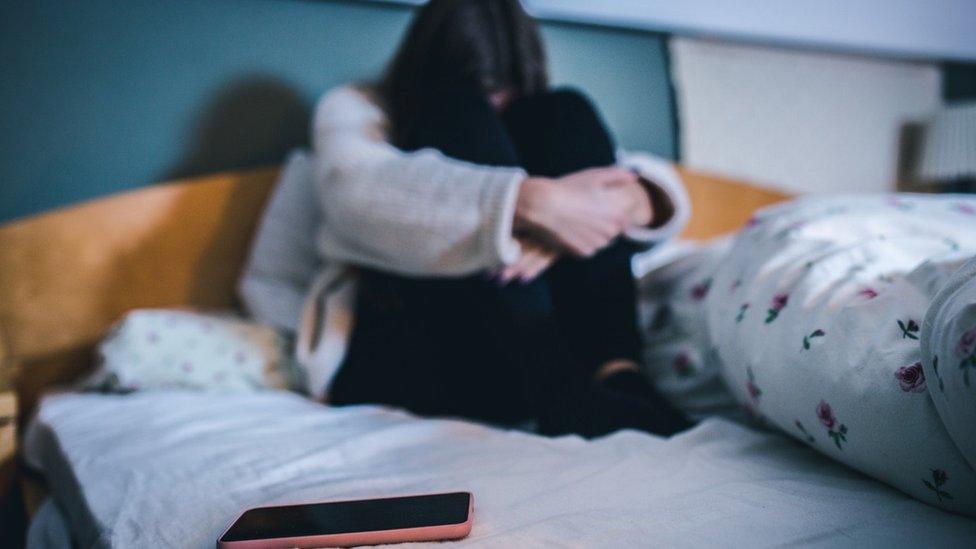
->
<box><xmin>2</xmin><ymin>1</ymin><xmax>975</xmax><ymax>547</ymax></box>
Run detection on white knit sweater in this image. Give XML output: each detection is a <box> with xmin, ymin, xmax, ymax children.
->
<box><xmin>296</xmin><ymin>86</ymin><xmax>691</xmax><ymax>398</ymax></box>
<box><xmin>310</xmin><ymin>86</ymin><xmax>689</xmax><ymax>275</ymax></box>
<box><xmin>312</xmin><ymin>86</ymin><xmax>526</xmax><ymax>275</ymax></box>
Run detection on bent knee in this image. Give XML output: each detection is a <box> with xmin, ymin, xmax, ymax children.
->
<box><xmin>512</xmin><ymin>87</ymin><xmax>600</xmax><ymax>118</ymax></box>
<box><xmin>542</xmin><ymin>87</ymin><xmax>608</xmax><ymax>137</ymax></box>
<box><xmin>547</xmin><ymin>87</ymin><xmax>598</xmax><ymax>113</ymax></box>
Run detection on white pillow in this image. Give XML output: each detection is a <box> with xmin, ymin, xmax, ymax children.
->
<box><xmin>706</xmin><ymin>194</ymin><xmax>976</xmax><ymax>516</ymax></box>
<box><xmin>636</xmin><ymin>238</ymin><xmax>740</xmax><ymax>422</ymax></box>
<box><xmin>238</xmin><ymin>149</ymin><xmax>321</xmax><ymax>333</ymax></box>
<box><xmin>922</xmin><ymin>255</ymin><xmax>976</xmax><ymax>471</ymax></box>
<box><xmin>86</xmin><ymin>309</ymin><xmax>300</xmax><ymax>392</ymax></box>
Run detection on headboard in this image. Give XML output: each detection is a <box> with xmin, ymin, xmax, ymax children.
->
<box><xmin>0</xmin><ymin>165</ymin><xmax>790</xmax><ymax>516</ymax></box>
<box><xmin>0</xmin><ymin>168</ymin><xmax>278</xmax><ymax>415</ymax></box>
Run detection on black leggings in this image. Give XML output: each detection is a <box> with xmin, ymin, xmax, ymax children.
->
<box><xmin>329</xmin><ymin>86</ymin><xmax>643</xmax><ymax>426</ymax></box>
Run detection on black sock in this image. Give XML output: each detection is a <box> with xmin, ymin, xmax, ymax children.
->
<box><xmin>598</xmin><ymin>370</ymin><xmax>694</xmax><ymax>434</ymax></box>
<box><xmin>537</xmin><ymin>372</ymin><xmax>694</xmax><ymax>439</ymax></box>
<box><xmin>599</xmin><ymin>369</ymin><xmax>663</xmax><ymax>399</ymax></box>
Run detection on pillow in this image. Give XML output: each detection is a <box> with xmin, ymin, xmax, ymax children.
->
<box><xmin>922</xmin><ymin>255</ymin><xmax>976</xmax><ymax>471</ymax></box>
<box><xmin>86</xmin><ymin>309</ymin><xmax>301</xmax><ymax>393</ymax></box>
<box><xmin>636</xmin><ymin>238</ymin><xmax>740</xmax><ymax>422</ymax></box>
<box><xmin>238</xmin><ymin>149</ymin><xmax>321</xmax><ymax>333</ymax></box>
<box><xmin>706</xmin><ymin>194</ymin><xmax>976</xmax><ymax>516</ymax></box>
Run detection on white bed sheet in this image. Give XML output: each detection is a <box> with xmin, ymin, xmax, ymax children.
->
<box><xmin>25</xmin><ymin>390</ymin><xmax>976</xmax><ymax>548</ymax></box>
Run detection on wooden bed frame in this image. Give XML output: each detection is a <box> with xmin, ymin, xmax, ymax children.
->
<box><xmin>0</xmin><ymin>165</ymin><xmax>790</xmax><ymax>525</ymax></box>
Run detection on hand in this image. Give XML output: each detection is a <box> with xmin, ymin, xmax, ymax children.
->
<box><xmin>497</xmin><ymin>238</ymin><xmax>559</xmax><ymax>284</ymax></box>
<box><xmin>515</xmin><ymin>167</ymin><xmax>637</xmax><ymax>257</ymax></box>
<box><xmin>604</xmin><ymin>176</ymin><xmax>654</xmax><ymax>227</ymax></box>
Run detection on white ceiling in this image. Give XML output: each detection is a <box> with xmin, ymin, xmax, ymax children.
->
<box><xmin>370</xmin><ymin>0</ymin><xmax>976</xmax><ymax>62</ymax></box>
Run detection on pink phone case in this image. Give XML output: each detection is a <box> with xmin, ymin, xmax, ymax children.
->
<box><xmin>217</xmin><ymin>492</ymin><xmax>474</xmax><ymax>548</ymax></box>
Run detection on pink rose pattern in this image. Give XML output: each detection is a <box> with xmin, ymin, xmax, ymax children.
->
<box><xmin>857</xmin><ymin>288</ymin><xmax>879</xmax><ymax>300</ymax></box>
<box><xmin>922</xmin><ymin>469</ymin><xmax>954</xmax><ymax>502</ymax></box>
<box><xmin>690</xmin><ymin>278</ymin><xmax>712</xmax><ymax>301</ymax></box>
<box><xmin>134</xmin><ymin>316</ymin><xmax>261</xmax><ymax>388</ymax></box>
<box><xmin>673</xmin><ymin>352</ymin><xmax>693</xmax><ymax>377</ymax></box>
<box><xmin>729</xmin><ymin>197</ymin><xmax>976</xmax><ymax>464</ymax></box>
<box><xmin>886</xmin><ymin>196</ymin><xmax>913</xmax><ymax>211</ymax></box>
<box><xmin>954</xmin><ymin>202</ymin><xmax>975</xmax><ymax>215</ymax></box>
<box><xmin>958</xmin><ymin>327</ymin><xmax>976</xmax><ymax>387</ymax></box>
<box><xmin>816</xmin><ymin>400</ymin><xmax>848</xmax><ymax>450</ymax></box>
<box><xmin>765</xmin><ymin>293</ymin><xmax>789</xmax><ymax>324</ymax></box>
<box><xmin>816</xmin><ymin>400</ymin><xmax>835</xmax><ymax>429</ymax></box>
<box><xmin>894</xmin><ymin>362</ymin><xmax>926</xmax><ymax>393</ymax></box>
<box><xmin>958</xmin><ymin>327</ymin><xmax>976</xmax><ymax>357</ymax></box>
<box><xmin>746</xmin><ymin>367</ymin><xmax>762</xmax><ymax>402</ymax></box>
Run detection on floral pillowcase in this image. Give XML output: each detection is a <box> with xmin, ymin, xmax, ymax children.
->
<box><xmin>705</xmin><ymin>194</ymin><xmax>976</xmax><ymax>516</ymax></box>
<box><xmin>922</xmin><ymin>255</ymin><xmax>976</xmax><ymax>473</ymax></box>
<box><xmin>85</xmin><ymin>309</ymin><xmax>303</xmax><ymax>393</ymax></box>
<box><xmin>636</xmin><ymin>238</ymin><xmax>740</xmax><ymax>422</ymax></box>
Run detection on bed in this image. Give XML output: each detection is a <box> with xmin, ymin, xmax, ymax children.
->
<box><xmin>22</xmin><ymin>390</ymin><xmax>976</xmax><ymax>547</ymax></box>
<box><xmin>4</xmin><ymin>166</ymin><xmax>975</xmax><ymax>547</ymax></box>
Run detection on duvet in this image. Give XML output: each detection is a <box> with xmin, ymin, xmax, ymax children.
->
<box><xmin>698</xmin><ymin>194</ymin><xmax>976</xmax><ymax>515</ymax></box>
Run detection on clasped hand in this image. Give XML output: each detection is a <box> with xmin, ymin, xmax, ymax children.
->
<box><xmin>498</xmin><ymin>167</ymin><xmax>653</xmax><ymax>283</ymax></box>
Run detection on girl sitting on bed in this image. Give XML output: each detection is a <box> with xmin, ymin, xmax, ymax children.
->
<box><xmin>310</xmin><ymin>0</ymin><xmax>692</xmax><ymax>437</ymax></box>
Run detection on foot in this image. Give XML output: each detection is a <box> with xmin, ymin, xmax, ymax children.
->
<box><xmin>600</xmin><ymin>368</ymin><xmax>694</xmax><ymax>430</ymax></box>
<box><xmin>537</xmin><ymin>365</ymin><xmax>694</xmax><ymax>439</ymax></box>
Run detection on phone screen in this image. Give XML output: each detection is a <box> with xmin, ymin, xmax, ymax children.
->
<box><xmin>220</xmin><ymin>492</ymin><xmax>471</xmax><ymax>542</ymax></box>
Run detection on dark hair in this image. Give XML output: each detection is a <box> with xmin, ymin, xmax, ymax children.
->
<box><xmin>377</xmin><ymin>0</ymin><xmax>548</xmax><ymax>146</ymax></box>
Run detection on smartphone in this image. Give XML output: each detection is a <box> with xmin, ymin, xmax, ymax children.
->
<box><xmin>217</xmin><ymin>491</ymin><xmax>474</xmax><ymax>548</ymax></box>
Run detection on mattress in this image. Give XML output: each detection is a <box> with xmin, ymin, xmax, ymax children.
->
<box><xmin>25</xmin><ymin>390</ymin><xmax>976</xmax><ymax>548</ymax></box>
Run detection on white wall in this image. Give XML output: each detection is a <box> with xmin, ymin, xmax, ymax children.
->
<box><xmin>670</xmin><ymin>38</ymin><xmax>941</xmax><ymax>194</ymax></box>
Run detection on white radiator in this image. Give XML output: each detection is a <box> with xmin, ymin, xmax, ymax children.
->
<box><xmin>670</xmin><ymin>37</ymin><xmax>941</xmax><ymax>194</ymax></box>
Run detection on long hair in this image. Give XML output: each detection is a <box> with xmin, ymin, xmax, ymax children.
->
<box><xmin>377</xmin><ymin>0</ymin><xmax>548</xmax><ymax>146</ymax></box>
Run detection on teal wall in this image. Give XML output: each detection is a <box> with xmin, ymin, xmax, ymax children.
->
<box><xmin>0</xmin><ymin>0</ymin><xmax>675</xmax><ymax>222</ymax></box>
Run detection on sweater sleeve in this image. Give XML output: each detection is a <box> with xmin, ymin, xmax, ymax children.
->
<box><xmin>311</xmin><ymin>86</ymin><xmax>526</xmax><ymax>276</ymax></box>
<box><xmin>617</xmin><ymin>150</ymin><xmax>691</xmax><ymax>245</ymax></box>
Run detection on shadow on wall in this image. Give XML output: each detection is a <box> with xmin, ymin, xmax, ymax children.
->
<box><xmin>895</xmin><ymin>121</ymin><xmax>926</xmax><ymax>192</ymax></box>
<box><xmin>167</xmin><ymin>76</ymin><xmax>310</xmax><ymax>180</ymax></box>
